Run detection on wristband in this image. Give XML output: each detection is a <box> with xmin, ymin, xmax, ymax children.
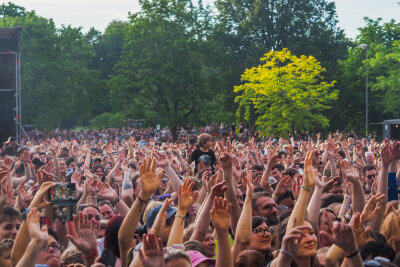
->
<box><xmin>137</xmin><ymin>196</ymin><xmax>149</xmax><ymax>204</ymax></box>
<box><xmin>344</xmin><ymin>194</ymin><xmax>352</xmax><ymax>200</ymax></box>
<box><xmin>175</xmin><ymin>214</ymin><xmax>186</xmax><ymax>219</ymax></box>
<box><xmin>301</xmin><ymin>185</ymin><xmax>312</xmax><ymax>192</ymax></box>
<box><xmin>83</xmin><ymin>249</ymin><xmax>98</xmax><ymax>260</ymax></box>
<box><xmin>279</xmin><ymin>249</ymin><xmax>294</xmax><ymax>259</ymax></box>
<box><xmin>345</xmin><ymin>249</ymin><xmax>359</xmax><ymax>258</ymax></box>
<box><xmin>110</xmin><ymin>196</ymin><xmax>121</xmax><ymax>206</ymax></box>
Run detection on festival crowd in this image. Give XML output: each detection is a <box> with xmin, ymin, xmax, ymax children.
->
<box><xmin>0</xmin><ymin>127</ymin><xmax>399</xmax><ymax>267</ymax></box>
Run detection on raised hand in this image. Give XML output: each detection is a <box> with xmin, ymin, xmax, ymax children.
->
<box><xmin>332</xmin><ymin>221</ymin><xmax>358</xmax><ymax>256</ymax></box>
<box><xmin>244</xmin><ymin>171</ymin><xmax>255</xmax><ymax>200</ymax></box>
<box><xmin>219</xmin><ymin>152</ymin><xmax>232</xmax><ymax>171</ymax></box>
<box><xmin>178</xmin><ymin>179</ymin><xmax>199</xmax><ymax>211</ymax></box>
<box><xmin>71</xmin><ymin>144</ymin><xmax>79</xmax><ymax>158</ymax></box>
<box><xmin>281</xmin><ymin>223</ymin><xmax>309</xmax><ymax>259</ymax></box>
<box><xmin>26</xmin><ymin>207</ymin><xmax>48</xmax><ymax>244</ymax></box>
<box><xmin>351</xmin><ymin>213</ymin><xmax>371</xmax><ymax>247</ymax></box>
<box><xmin>340</xmin><ymin>160</ymin><xmax>360</xmax><ymax>183</ymax></box>
<box><xmin>16</xmin><ymin>182</ymin><xmax>32</xmax><ymax>208</ymax></box>
<box><xmin>67</xmin><ymin>211</ymin><xmax>98</xmax><ymax>256</ymax></box>
<box><xmin>361</xmin><ymin>194</ymin><xmax>385</xmax><ymax>222</ymax></box>
<box><xmin>138</xmin><ymin>233</ymin><xmax>165</xmax><ymax>267</ymax></box>
<box><xmin>97</xmin><ymin>182</ymin><xmax>118</xmax><ymax>201</ymax></box>
<box><xmin>139</xmin><ymin>156</ymin><xmax>161</xmax><ymax>200</ymax></box>
<box><xmin>29</xmin><ymin>182</ymin><xmax>54</xmax><ymax>209</ymax></box>
<box><xmin>211</xmin><ymin>197</ymin><xmax>232</xmax><ymax>231</ymax></box>
<box><xmin>303</xmin><ymin>150</ymin><xmax>317</xmax><ymax>188</ymax></box>
<box><xmin>71</xmin><ymin>171</ymin><xmax>84</xmax><ymax>194</ymax></box>
<box><xmin>153</xmin><ymin>152</ymin><xmax>170</xmax><ymax>168</ymax></box>
<box><xmin>274</xmin><ymin>175</ymin><xmax>292</xmax><ymax>196</ymax></box>
<box><xmin>0</xmin><ymin>178</ymin><xmax>14</xmax><ymax>205</ymax></box>
<box><xmin>381</xmin><ymin>140</ymin><xmax>393</xmax><ymax>167</ymax></box>
<box><xmin>326</xmin><ymin>140</ymin><xmax>335</xmax><ymax>157</ymax></box>
<box><xmin>2</xmin><ymin>157</ymin><xmax>13</xmax><ymax>172</ymax></box>
<box><xmin>21</xmin><ymin>150</ymin><xmax>30</xmax><ymax>163</ymax></box>
<box><xmin>210</xmin><ymin>180</ymin><xmax>228</xmax><ymax>198</ymax></box>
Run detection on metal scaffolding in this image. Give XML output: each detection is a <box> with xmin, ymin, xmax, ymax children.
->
<box><xmin>0</xmin><ymin>27</ymin><xmax>24</xmax><ymax>142</ymax></box>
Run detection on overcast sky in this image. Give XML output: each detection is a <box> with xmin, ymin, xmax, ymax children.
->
<box><xmin>3</xmin><ymin>0</ymin><xmax>400</xmax><ymax>39</ymax></box>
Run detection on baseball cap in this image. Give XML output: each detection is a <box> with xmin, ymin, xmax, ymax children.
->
<box><xmin>187</xmin><ymin>250</ymin><xmax>216</xmax><ymax>267</ymax></box>
<box><xmin>198</xmin><ymin>155</ymin><xmax>211</xmax><ymax>166</ymax></box>
<box><xmin>146</xmin><ymin>205</ymin><xmax>177</xmax><ymax>229</ymax></box>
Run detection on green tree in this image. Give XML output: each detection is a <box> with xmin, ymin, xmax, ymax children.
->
<box><xmin>334</xmin><ymin>18</ymin><xmax>400</xmax><ymax>133</ymax></box>
<box><xmin>235</xmin><ymin>49</ymin><xmax>337</xmax><ymax>137</ymax></box>
<box><xmin>0</xmin><ymin>8</ymin><xmax>101</xmax><ymax>128</ymax></box>
<box><xmin>109</xmin><ymin>0</ymin><xmax>225</xmax><ymax>138</ymax></box>
<box><xmin>0</xmin><ymin>2</ymin><xmax>25</xmax><ymax>18</ymax></box>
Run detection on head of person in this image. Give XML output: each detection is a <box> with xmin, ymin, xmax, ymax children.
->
<box><xmin>78</xmin><ymin>204</ymin><xmax>101</xmax><ymax>232</ymax></box>
<box><xmin>270</xmin><ymin>164</ymin><xmax>284</xmax><ymax>181</ymax></box>
<box><xmin>250</xmin><ymin>216</ymin><xmax>272</xmax><ymax>253</ymax></box>
<box><xmin>92</xmin><ymin>164</ymin><xmax>105</xmax><ymax>178</ymax></box>
<box><xmin>336</xmin><ymin>151</ymin><xmax>345</xmax><ymax>162</ymax></box>
<box><xmin>59</xmin><ymin>159</ymin><xmax>67</xmax><ymax>173</ymax></box>
<box><xmin>198</xmin><ymin>134</ymin><xmax>212</xmax><ymax>149</ymax></box>
<box><xmin>98</xmin><ymin>201</ymin><xmax>116</xmax><ymax>220</ymax></box>
<box><xmin>363</xmin><ymin>165</ymin><xmax>377</xmax><ymax>186</ymax></box>
<box><xmin>235</xmin><ymin>250</ymin><xmax>267</xmax><ymax>267</ymax></box>
<box><xmin>36</xmin><ymin>228</ymin><xmax>62</xmax><ymax>267</ymax></box>
<box><xmin>39</xmin><ymin>152</ymin><xmax>47</xmax><ymax>164</ymax></box>
<box><xmin>0</xmin><ymin>206</ymin><xmax>21</xmax><ymax>241</ymax></box>
<box><xmin>0</xmin><ymin>238</ymin><xmax>13</xmax><ymax>267</ymax></box>
<box><xmin>132</xmin><ymin>174</ymin><xmax>142</xmax><ymax>197</ymax></box>
<box><xmin>252</xmin><ymin>192</ymin><xmax>279</xmax><ymax>226</ymax></box>
<box><xmin>380</xmin><ymin>211</ymin><xmax>400</xmax><ymax>253</ymax></box>
<box><xmin>202</xmin><ymin>228</ymin><xmax>215</xmax><ymax>258</ymax></box>
<box><xmin>293</xmin><ymin>221</ymin><xmax>318</xmax><ymax>260</ymax></box>
<box><xmin>104</xmin><ymin>215</ymin><xmax>124</xmax><ymax>258</ymax></box>
<box><xmin>164</xmin><ymin>249</ymin><xmax>192</xmax><ymax>267</ymax></box>
<box><xmin>360</xmin><ymin>241</ymin><xmax>395</xmax><ymax>262</ymax></box>
<box><xmin>146</xmin><ymin>205</ymin><xmax>176</xmax><ymax>245</ymax></box>
<box><xmin>66</xmin><ymin>157</ymin><xmax>76</xmax><ymax>169</ymax></box>
<box><xmin>365</xmin><ymin>151</ymin><xmax>374</xmax><ymax>164</ymax></box>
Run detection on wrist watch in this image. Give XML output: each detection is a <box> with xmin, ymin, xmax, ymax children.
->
<box><xmin>111</xmin><ymin>196</ymin><xmax>121</xmax><ymax>206</ymax></box>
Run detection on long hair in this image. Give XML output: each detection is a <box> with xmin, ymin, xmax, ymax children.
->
<box><xmin>104</xmin><ymin>215</ymin><xmax>124</xmax><ymax>258</ymax></box>
<box><xmin>380</xmin><ymin>210</ymin><xmax>400</xmax><ymax>253</ymax></box>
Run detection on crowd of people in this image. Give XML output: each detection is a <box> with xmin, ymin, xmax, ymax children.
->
<box><xmin>0</xmin><ymin>127</ymin><xmax>399</xmax><ymax>267</ymax></box>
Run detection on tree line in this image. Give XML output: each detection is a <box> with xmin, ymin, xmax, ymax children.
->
<box><xmin>0</xmin><ymin>1</ymin><xmax>399</xmax><ymax>137</ymax></box>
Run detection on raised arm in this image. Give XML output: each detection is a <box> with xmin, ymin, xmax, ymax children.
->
<box><xmin>118</xmin><ymin>156</ymin><xmax>160</xmax><ymax>267</ymax></box>
<box><xmin>232</xmin><ymin>171</ymin><xmax>254</xmax><ymax>260</ymax></box>
<box><xmin>219</xmin><ymin>152</ymin><xmax>241</xmax><ymax>234</ymax></box>
<box><xmin>286</xmin><ymin>151</ymin><xmax>316</xmax><ymax>233</ymax></box>
<box><xmin>167</xmin><ymin>179</ymin><xmax>198</xmax><ymax>246</ymax></box>
<box><xmin>211</xmin><ymin>197</ymin><xmax>233</xmax><ymax>267</ymax></box>
<box><xmin>371</xmin><ymin>141</ymin><xmax>393</xmax><ymax>231</ymax></box>
<box><xmin>16</xmin><ymin>208</ymin><xmax>49</xmax><ymax>267</ymax></box>
<box><xmin>340</xmin><ymin>160</ymin><xmax>365</xmax><ymax>215</ymax></box>
<box><xmin>11</xmin><ymin>182</ymin><xmax>54</xmax><ymax>265</ymax></box>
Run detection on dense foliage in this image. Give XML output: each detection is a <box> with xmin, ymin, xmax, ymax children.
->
<box><xmin>0</xmin><ymin>1</ymin><xmax>399</xmax><ymax>136</ymax></box>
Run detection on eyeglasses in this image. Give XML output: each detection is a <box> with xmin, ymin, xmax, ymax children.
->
<box><xmin>264</xmin><ymin>204</ymin><xmax>278</xmax><ymax>210</ymax></box>
<box><xmin>40</xmin><ymin>242</ymin><xmax>61</xmax><ymax>252</ymax></box>
<box><xmin>252</xmin><ymin>227</ymin><xmax>272</xmax><ymax>236</ymax></box>
<box><xmin>161</xmin><ymin>180</ymin><xmax>169</xmax><ymax>184</ymax></box>
<box><xmin>367</xmin><ymin>174</ymin><xmax>377</xmax><ymax>179</ymax></box>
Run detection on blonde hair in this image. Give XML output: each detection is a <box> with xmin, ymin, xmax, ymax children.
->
<box><xmin>380</xmin><ymin>211</ymin><xmax>400</xmax><ymax>253</ymax></box>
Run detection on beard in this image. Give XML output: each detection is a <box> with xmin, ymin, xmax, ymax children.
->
<box><xmin>266</xmin><ymin>214</ymin><xmax>279</xmax><ymax>226</ymax></box>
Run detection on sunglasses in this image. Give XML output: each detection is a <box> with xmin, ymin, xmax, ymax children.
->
<box><xmin>367</xmin><ymin>174</ymin><xmax>377</xmax><ymax>179</ymax></box>
<box><xmin>152</xmin><ymin>194</ymin><xmax>171</xmax><ymax>200</ymax></box>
